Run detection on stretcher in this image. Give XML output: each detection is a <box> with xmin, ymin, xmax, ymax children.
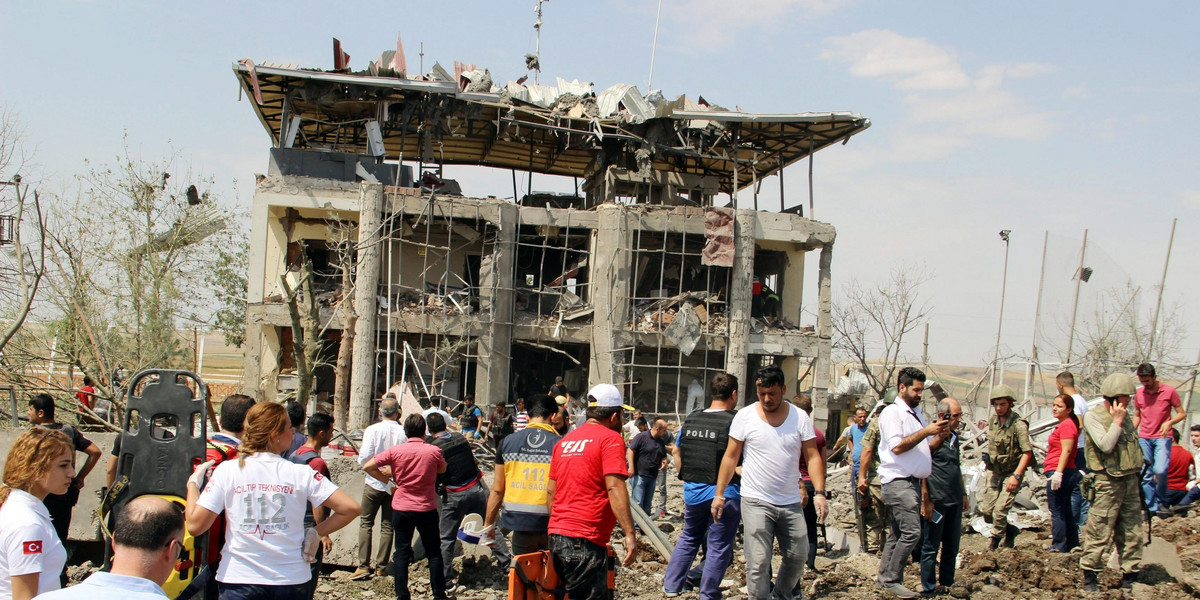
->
<box><xmin>508</xmin><ymin>548</ymin><xmax>616</xmax><ymax>600</ymax></box>
<box><xmin>101</xmin><ymin>370</ymin><xmax>209</xmax><ymax>599</ymax></box>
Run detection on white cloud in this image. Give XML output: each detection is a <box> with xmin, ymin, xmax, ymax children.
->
<box><xmin>821</xmin><ymin>29</ymin><xmax>970</xmax><ymax>90</ymax></box>
<box><xmin>821</xmin><ymin>29</ymin><xmax>1058</xmax><ymax>161</ymax></box>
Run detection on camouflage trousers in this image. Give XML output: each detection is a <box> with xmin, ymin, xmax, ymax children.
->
<box><xmin>1079</xmin><ymin>473</ymin><xmax>1144</xmax><ymax>573</ymax></box>
<box><xmin>979</xmin><ymin>471</ymin><xmax>1020</xmax><ymax>536</ymax></box>
<box><xmin>862</xmin><ymin>482</ymin><xmax>890</xmax><ymax>553</ymax></box>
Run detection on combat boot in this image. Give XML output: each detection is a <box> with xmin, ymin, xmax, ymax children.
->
<box><xmin>989</xmin><ymin>534</ymin><xmax>1002</xmax><ymax>551</ymax></box>
<box><xmin>1003</xmin><ymin>524</ymin><xmax>1019</xmax><ymax>548</ymax></box>
<box><xmin>1082</xmin><ymin>570</ymin><xmax>1099</xmax><ymax>592</ymax></box>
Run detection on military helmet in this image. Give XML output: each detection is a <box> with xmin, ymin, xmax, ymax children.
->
<box><xmin>882</xmin><ymin>388</ymin><xmax>898</xmax><ymax>403</ymax></box>
<box><xmin>1101</xmin><ymin>373</ymin><xmax>1136</xmax><ymax>397</ymax></box>
<box><xmin>989</xmin><ymin>384</ymin><xmax>1017</xmax><ymax>403</ymax></box>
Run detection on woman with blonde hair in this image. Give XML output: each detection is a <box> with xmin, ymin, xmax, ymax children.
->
<box><xmin>0</xmin><ymin>428</ymin><xmax>76</xmax><ymax>600</ymax></box>
<box><xmin>185</xmin><ymin>402</ymin><xmax>360</xmax><ymax>600</ymax></box>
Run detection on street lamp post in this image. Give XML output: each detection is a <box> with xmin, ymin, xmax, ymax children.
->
<box><xmin>991</xmin><ymin>230</ymin><xmax>1011</xmax><ymax>394</ymax></box>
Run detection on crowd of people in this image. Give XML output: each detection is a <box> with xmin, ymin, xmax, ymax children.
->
<box><xmin>0</xmin><ymin>361</ymin><xmax>1195</xmax><ymax>600</ymax></box>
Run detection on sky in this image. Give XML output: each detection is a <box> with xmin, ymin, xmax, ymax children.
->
<box><xmin>3</xmin><ymin>1</ymin><xmax>1198</xmax><ymax>374</ymax></box>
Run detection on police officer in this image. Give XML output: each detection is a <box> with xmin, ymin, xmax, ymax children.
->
<box><xmin>1080</xmin><ymin>373</ymin><xmax>1144</xmax><ymax>591</ymax></box>
<box><xmin>856</xmin><ymin>400</ymin><xmax>891</xmax><ymax>554</ymax></box>
<box><xmin>426</xmin><ymin>413</ymin><xmax>508</xmax><ymax>591</ymax></box>
<box><xmin>980</xmin><ymin>385</ymin><xmax>1032</xmax><ymax>550</ymax></box>
<box><xmin>662</xmin><ymin>372</ymin><xmax>741</xmax><ymax>599</ymax></box>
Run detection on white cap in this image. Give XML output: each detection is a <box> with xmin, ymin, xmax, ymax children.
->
<box><xmin>587</xmin><ymin>383</ymin><xmax>636</xmax><ymax>411</ymax></box>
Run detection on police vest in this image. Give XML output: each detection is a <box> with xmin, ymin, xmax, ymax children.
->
<box><xmin>1084</xmin><ymin>407</ymin><xmax>1142</xmax><ymax>478</ymax></box>
<box><xmin>988</xmin><ymin>413</ymin><xmax>1030</xmax><ymax>474</ymax></box>
<box><xmin>429</xmin><ymin>432</ymin><xmax>480</xmax><ymax>488</ymax></box>
<box><xmin>678</xmin><ymin>409</ymin><xmax>739</xmax><ymax>486</ymax></box>
<box><xmin>459</xmin><ymin>407</ymin><xmax>481</xmax><ymax>430</ymax></box>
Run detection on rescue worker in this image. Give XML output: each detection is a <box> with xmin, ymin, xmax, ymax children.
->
<box><xmin>979</xmin><ymin>385</ymin><xmax>1032</xmax><ymax>549</ymax></box>
<box><xmin>1080</xmin><ymin>373</ymin><xmax>1145</xmax><ymax>591</ymax></box>
<box><xmin>857</xmin><ymin>400</ymin><xmax>891</xmax><ymax>553</ymax></box>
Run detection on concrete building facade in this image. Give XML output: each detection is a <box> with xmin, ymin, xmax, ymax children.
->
<box><xmin>233</xmin><ymin>59</ymin><xmax>869</xmax><ymax>430</ymax></box>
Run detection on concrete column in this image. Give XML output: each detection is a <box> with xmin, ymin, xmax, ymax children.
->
<box><xmin>242</xmin><ymin>319</ymin><xmax>264</xmax><ymax>398</ymax></box>
<box><xmin>348</xmin><ymin>183</ymin><xmax>384</xmax><ymax>430</ymax></box>
<box><xmin>781</xmin><ymin>250</ymin><xmax>805</xmax><ymax>327</ymax></box>
<box><xmin>588</xmin><ymin>205</ymin><xmax>632</xmax><ymax>389</ymax></box>
<box><xmin>474</xmin><ymin>203</ymin><xmax>518</xmax><ymax>410</ymax></box>
<box><xmin>725</xmin><ymin>210</ymin><xmax>757</xmax><ymax>386</ymax></box>
<box><xmin>812</xmin><ymin>242</ymin><xmax>834</xmax><ymax>406</ymax></box>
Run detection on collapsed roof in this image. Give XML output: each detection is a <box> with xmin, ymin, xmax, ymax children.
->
<box><xmin>232</xmin><ymin>59</ymin><xmax>870</xmax><ymax>194</ymax></box>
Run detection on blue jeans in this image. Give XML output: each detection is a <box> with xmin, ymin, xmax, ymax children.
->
<box><xmin>1164</xmin><ymin>488</ymin><xmax>1200</xmax><ymax>507</ymax></box>
<box><xmin>1072</xmin><ymin>452</ymin><xmax>1090</xmax><ymax>527</ymax></box>
<box><xmin>919</xmin><ymin>502</ymin><xmax>962</xmax><ymax>592</ymax></box>
<box><xmin>1046</xmin><ymin>469</ymin><xmax>1081</xmax><ymax>551</ymax></box>
<box><xmin>663</xmin><ymin>498</ymin><xmax>741</xmax><ymax>600</ymax></box>
<box><xmin>1139</xmin><ymin>437</ymin><xmax>1172</xmax><ymax>510</ymax></box>
<box><xmin>630</xmin><ymin>474</ymin><xmax>655</xmax><ymax>515</ymax></box>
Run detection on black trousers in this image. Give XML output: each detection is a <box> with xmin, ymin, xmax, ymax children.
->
<box><xmin>392</xmin><ymin>509</ymin><xmax>445</xmax><ymax>600</ymax></box>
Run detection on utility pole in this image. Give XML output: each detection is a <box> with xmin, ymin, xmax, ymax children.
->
<box><xmin>990</xmin><ymin>230</ymin><xmax>1011</xmax><ymax>394</ymax></box>
<box><xmin>1147</xmin><ymin>217</ymin><xmax>1177</xmax><ymax>362</ymax></box>
<box><xmin>1026</xmin><ymin>230</ymin><xmax>1049</xmax><ymax>404</ymax></box>
<box><xmin>648</xmin><ymin>0</ymin><xmax>664</xmax><ymax>91</ymax></box>
<box><xmin>1066</xmin><ymin>229</ymin><xmax>1089</xmax><ymax>364</ymax></box>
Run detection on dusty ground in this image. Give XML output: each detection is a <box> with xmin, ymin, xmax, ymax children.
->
<box><xmin>65</xmin><ymin>465</ymin><xmax>1200</xmax><ymax>599</ymax></box>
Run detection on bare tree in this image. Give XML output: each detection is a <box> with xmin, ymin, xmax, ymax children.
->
<box><xmin>0</xmin><ymin>110</ymin><xmax>48</xmax><ymax>358</ymax></box>
<box><xmin>329</xmin><ymin>222</ymin><xmax>357</xmax><ymax>428</ymax></box>
<box><xmin>832</xmin><ymin>266</ymin><xmax>934</xmax><ymax>398</ymax></box>
<box><xmin>281</xmin><ymin>244</ymin><xmax>322</xmax><ymax>407</ymax></box>
<box><xmin>0</xmin><ymin>147</ymin><xmax>240</xmax><ymax>421</ymax></box>
<box><xmin>1071</xmin><ymin>282</ymin><xmax>1188</xmax><ymax>393</ymax></box>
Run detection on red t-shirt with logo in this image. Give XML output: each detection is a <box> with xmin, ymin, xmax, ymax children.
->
<box><xmin>547</xmin><ymin>422</ymin><xmax>629</xmax><ymax>546</ymax></box>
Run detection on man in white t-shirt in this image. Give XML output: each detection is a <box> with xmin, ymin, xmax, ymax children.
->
<box><xmin>422</xmin><ymin>397</ymin><xmax>454</xmax><ymax>436</ymax></box>
<box><xmin>1057</xmin><ymin>371</ymin><xmax>1090</xmax><ymax>527</ymax></box>
<box><xmin>714</xmin><ymin>365</ymin><xmax>826</xmax><ymax>600</ymax></box>
<box><xmin>876</xmin><ymin>367</ymin><xmax>947</xmax><ymax>599</ymax></box>
<box><xmin>353</xmin><ymin>399</ymin><xmax>408</xmax><ymax>580</ymax></box>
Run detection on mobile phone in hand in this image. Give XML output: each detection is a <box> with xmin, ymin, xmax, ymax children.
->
<box><xmin>931</xmin><ymin>509</ymin><xmax>944</xmax><ymax>524</ymax></box>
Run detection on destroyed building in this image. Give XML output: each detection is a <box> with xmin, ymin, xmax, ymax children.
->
<box><xmin>233</xmin><ymin>57</ymin><xmax>870</xmax><ymax>431</ymax></box>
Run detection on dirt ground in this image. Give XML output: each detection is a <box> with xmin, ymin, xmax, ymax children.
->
<box><xmin>66</xmin><ymin>465</ymin><xmax>1200</xmax><ymax>599</ymax></box>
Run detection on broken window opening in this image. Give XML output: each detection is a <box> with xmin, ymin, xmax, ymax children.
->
<box><xmin>628</xmin><ymin>228</ymin><xmax>731</xmax><ymax>337</ymax></box>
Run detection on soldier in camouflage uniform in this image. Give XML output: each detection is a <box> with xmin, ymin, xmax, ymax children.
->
<box><xmin>979</xmin><ymin>384</ymin><xmax>1033</xmax><ymax>549</ymax></box>
<box><xmin>856</xmin><ymin>403</ymin><xmax>890</xmax><ymax>553</ymax></box>
<box><xmin>1080</xmin><ymin>373</ymin><xmax>1144</xmax><ymax>592</ymax></box>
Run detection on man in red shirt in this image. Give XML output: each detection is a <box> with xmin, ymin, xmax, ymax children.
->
<box><xmin>1133</xmin><ymin>363</ymin><xmax>1185</xmax><ymax>515</ymax></box>
<box><xmin>76</xmin><ymin>376</ymin><xmax>96</xmax><ymax>410</ymax></box>
<box><xmin>1163</xmin><ymin>428</ymin><xmax>1200</xmax><ymax>508</ymax></box>
<box><xmin>547</xmin><ymin>384</ymin><xmax>638</xmax><ymax>600</ymax></box>
<box><xmin>364</xmin><ymin>414</ymin><xmax>447</xmax><ymax>600</ymax></box>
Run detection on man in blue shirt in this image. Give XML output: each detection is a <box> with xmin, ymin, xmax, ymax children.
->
<box><xmin>841</xmin><ymin>408</ymin><xmax>869</xmax><ymax>495</ymax></box>
<box><xmin>662</xmin><ymin>372</ymin><xmax>741</xmax><ymax>600</ymax></box>
<box><xmin>41</xmin><ymin>496</ymin><xmax>183</xmax><ymax>600</ymax></box>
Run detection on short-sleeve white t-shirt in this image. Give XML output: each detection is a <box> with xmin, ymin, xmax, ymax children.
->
<box><xmin>728</xmin><ymin>402</ymin><xmax>816</xmax><ymax>506</ymax></box>
<box><xmin>0</xmin><ymin>489</ymin><xmax>66</xmax><ymax>600</ymax></box>
<box><xmin>198</xmin><ymin>453</ymin><xmax>338</xmax><ymax>585</ymax></box>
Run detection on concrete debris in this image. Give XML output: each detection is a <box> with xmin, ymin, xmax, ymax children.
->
<box><xmin>661</xmin><ymin>303</ymin><xmax>702</xmax><ymax>356</ymax></box>
<box><xmin>524</xmin><ymin>53</ymin><xmax>540</xmax><ymax>72</ymax></box>
<box><xmin>459</xmin><ymin>68</ymin><xmax>493</xmax><ymax>93</ymax></box>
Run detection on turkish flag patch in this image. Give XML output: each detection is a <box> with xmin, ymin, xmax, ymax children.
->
<box><xmin>314</xmin><ymin>472</ymin><xmax>323</xmax><ymax>481</ymax></box>
<box><xmin>22</xmin><ymin>541</ymin><xmax>42</xmax><ymax>554</ymax></box>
